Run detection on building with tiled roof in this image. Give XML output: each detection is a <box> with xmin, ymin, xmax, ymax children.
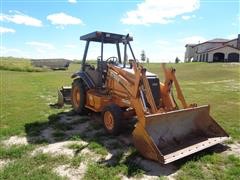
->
<box><xmin>184</xmin><ymin>35</ymin><xmax>240</xmax><ymax>62</ymax></box>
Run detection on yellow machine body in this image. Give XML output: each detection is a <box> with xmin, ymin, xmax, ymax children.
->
<box><xmin>58</xmin><ymin>31</ymin><xmax>229</xmax><ymax>164</ymax></box>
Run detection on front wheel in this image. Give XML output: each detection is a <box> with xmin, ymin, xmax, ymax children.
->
<box><xmin>102</xmin><ymin>104</ymin><xmax>123</xmax><ymax>135</ymax></box>
<box><xmin>71</xmin><ymin>79</ymin><xmax>86</xmax><ymax>114</ymax></box>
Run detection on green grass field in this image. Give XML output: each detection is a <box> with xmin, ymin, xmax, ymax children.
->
<box><xmin>0</xmin><ymin>59</ymin><xmax>239</xmax><ymax>179</ymax></box>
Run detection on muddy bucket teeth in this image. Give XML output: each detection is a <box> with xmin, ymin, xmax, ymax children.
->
<box><xmin>132</xmin><ymin>105</ymin><xmax>229</xmax><ymax>164</ymax></box>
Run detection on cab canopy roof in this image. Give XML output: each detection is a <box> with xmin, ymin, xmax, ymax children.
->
<box><xmin>80</xmin><ymin>31</ymin><xmax>133</xmax><ymax>44</ymax></box>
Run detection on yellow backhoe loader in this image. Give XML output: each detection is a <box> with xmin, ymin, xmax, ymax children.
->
<box><xmin>57</xmin><ymin>31</ymin><xmax>229</xmax><ymax>164</ymax></box>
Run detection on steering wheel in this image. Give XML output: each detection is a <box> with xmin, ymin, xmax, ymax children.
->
<box><xmin>106</xmin><ymin>56</ymin><xmax>118</xmax><ymax>64</ymax></box>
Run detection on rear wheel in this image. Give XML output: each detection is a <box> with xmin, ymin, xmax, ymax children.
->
<box><xmin>102</xmin><ymin>104</ymin><xmax>123</xmax><ymax>135</ymax></box>
<box><xmin>71</xmin><ymin>79</ymin><xmax>86</xmax><ymax>114</ymax></box>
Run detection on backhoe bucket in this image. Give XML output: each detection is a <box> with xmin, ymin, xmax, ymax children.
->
<box><xmin>132</xmin><ymin>105</ymin><xmax>229</xmax><ymax>164</ymax></box>
<box><xmin>57</xmin><ymin>86</ymin><xmax>72</xmax><ymax>107</ymax></box>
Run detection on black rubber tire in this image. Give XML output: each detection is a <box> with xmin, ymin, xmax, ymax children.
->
<box><xmin>71</xmin><ymin>79</ymin><xmax>86</xmax><ymax>114</ymax></box>
<box><xmin>101</xmin><ymin>104</ymin><xmax>123</xmax><ymax>135</ymax></box>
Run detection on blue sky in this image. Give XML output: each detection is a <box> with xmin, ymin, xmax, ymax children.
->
<box><xmin>1</xmin><ymin>0</ymin><xmax>239</xmax><ymax>62</ymax></box>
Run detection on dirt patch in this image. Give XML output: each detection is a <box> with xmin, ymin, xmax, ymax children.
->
<box><xmin>213</xmin><ymin>141</ymin><xmax>240</xmax><ymax>157</ymax></box>
<box><xmin>22</xmin><ymin>110</ymin><xmax>240</xmax><ymax>180</ymax></box>
<box><xmin>224</xmin><ymin>84</ymin><xmax>240</xmax><ymax>91</ymax></box>
<box><xmin>80</xmin><ymin>148</ymin><xmax>104</xmax><ymax>162</ymax></box>
<box><xmin>222</xmin><ymin>63</ymin><xmax>240</xmax><ymax>67</ymax></box>
<box><xmin>2</xmin><ymin>136</ymin><xmax>28</xmax><ymax>146</ymax></box>
<box><xmin>32</xmin><ymin>141</ymin><xmax>87</xmax><ymax>157</ymax></box>
<box><xmin>54</xmin><ymin>163</ymin><xmax>87</xmax><ymax>180</ymax></box>
<box><xmin>186</xmin><ymin>79</ymin><xmax>236</xmax><ymax>86</ymax></box>
<box><xmin>0</xmin><ymin>159</ymin><xmax>11</xmax><ymax>169</ymax></box>
<box><xmin>225</xmin><ymin>142</ymin><xmax>240</xmax><ymax>157</ymax></box>
<box><xmin>202</xmin><ymin>79</ymin><xmax>235</xmax><ymax>84</ymax></box>
<box><xmin>26</xmin><ymin>112</ymin><xmax>148</xmax><ymax>178</ymax></box>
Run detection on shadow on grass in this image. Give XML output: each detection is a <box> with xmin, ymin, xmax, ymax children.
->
<box><xmin>24</xmin><ymin>110</ymin><xmax>230</xmax><ymax>178</ymax></box>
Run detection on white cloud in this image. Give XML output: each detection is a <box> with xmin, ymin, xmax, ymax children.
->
<box><xmin>68</xmin><ymin>0</ymin><xmax>77</xmax><ymax>3</ymax></box>
<box><xmin>0</xmin><ymin>11</ymin><xmax>42</xmax><ymax>27</ymax></box>
<box><xmin>47</xmin><ymin>12</ymin><xmax>83</xmax><ymax>28</ymax></box>
<box><xmin>121</xmin><ymin>0</ymin><xmax>200</xmax><ymax>25</ymax></box>
<box><xmin>0</xmin><ymin>26</ymin><xmax>15</xmax><ymax>33</ymax></box>
<box><xmin>181</xmin><ymin>14</ymin><xmax>196</xmax><ymax>20</ymax></box>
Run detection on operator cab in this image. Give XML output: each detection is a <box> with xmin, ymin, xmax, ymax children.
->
<box><xmin>79</xmin><ymin>31</ymin><xmax>136</xmax><ymax>87</ymax></box>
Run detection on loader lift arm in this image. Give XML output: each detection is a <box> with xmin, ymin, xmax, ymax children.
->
<box><xmin>108</xmin><ymin>60</ymin><xmax>191</xmax><ymax>114</ymax></box>
<box><xmin>162</xmin><ymin>64</ymin><xmax>188</xmax><ymax>109</ymax></box>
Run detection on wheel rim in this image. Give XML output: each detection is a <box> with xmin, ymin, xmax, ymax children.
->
<box><xmin>104</xmin><ymin>111</ymin><xmax>114</xmax><ymax>130</ymax></box>
<box><xmin>73</xmin><ymin>87</ymin><xmax>80</xmax><ymax>107</ymax></box>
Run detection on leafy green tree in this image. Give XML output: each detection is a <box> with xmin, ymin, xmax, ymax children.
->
<box><xmin>146</xmin><ymin>57</ymin><xmax>149</xmax><ymax>64</ymax></box>
<box><xmin>140</xmin><ymin>50</ymin><xmax>146</xmax><ymax>62</ymax></box>
<box><xmin>175</xmin><ymin>57</ymin><xmax>180</xmax><ymax>63</ymax></box>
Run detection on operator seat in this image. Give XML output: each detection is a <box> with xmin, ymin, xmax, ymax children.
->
<box><xmin>84</xmin><ymin>64</ymin><xmax>102</xmax><ymax>87</ymax></box>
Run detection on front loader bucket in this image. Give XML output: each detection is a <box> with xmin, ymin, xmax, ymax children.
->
<box><xmin>132</xmin><ymin>105</ymin><xmax>229</xmax><ymax>164</ymax></box>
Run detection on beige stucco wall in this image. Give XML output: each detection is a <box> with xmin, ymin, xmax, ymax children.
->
<box><xmin>225</xmin><ymin>39</ymin><xmax>237</xmax><ymax>47</ymax></box>
<box><xmin>185</xmin><ymin>42</ymin><xmax>229</xmax><ymax>62</ymax></box>
<box><xmin>196</xmin><ymin>42</ymin><xmax>224</xmax><ymax>53</ymax></box>
<box><xmin>208</xmin><ymin>46</ymin><xmax>240</xmax><ymax>62</ymax></box>
<box><xmin>184</xmin><ymin>46</ymin><xmax>196</xmax><ymax>62</ymax></box>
